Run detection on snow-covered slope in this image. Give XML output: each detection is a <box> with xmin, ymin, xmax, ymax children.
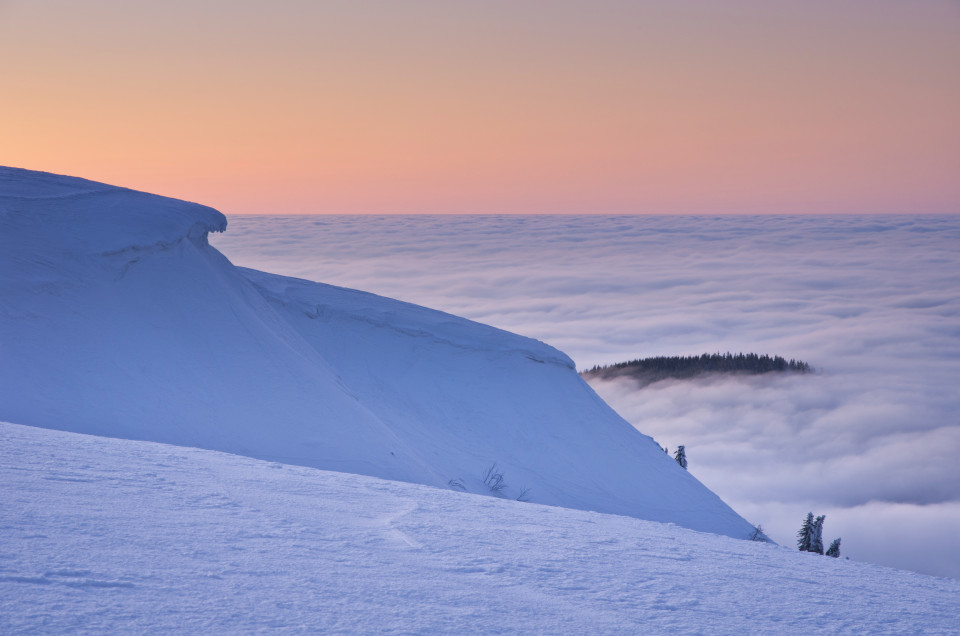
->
<box><xmin>3</xmin><ymin>422</ymin><xmax>957</xmax><ymax>634</ymax></box>
<box><xmin>1</xmin><ymin>166</ymin><xmax>750</xmax><ymax>538</ymax></box>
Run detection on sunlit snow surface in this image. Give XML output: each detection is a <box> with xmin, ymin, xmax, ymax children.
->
<box><xmin>3</xmin><ymin>422</ymin><xmax>958</xmax><ymax>635</ymax></box>
<box><xmin>213</xmin><ymin>214</ymin><xmax>960</xmax><ymax>578</ymax></box>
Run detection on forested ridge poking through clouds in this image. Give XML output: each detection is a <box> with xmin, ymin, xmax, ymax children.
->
<box><xmin>582</xmin><ymin>353</ymin><xmax>811</xmax><ymax>386</ymax></box>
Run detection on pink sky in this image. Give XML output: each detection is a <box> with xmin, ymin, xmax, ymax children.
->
<box><xmin>2</xmin><ymin>1</ymin><xmax>958</xmax><ymax>214</ymax></box>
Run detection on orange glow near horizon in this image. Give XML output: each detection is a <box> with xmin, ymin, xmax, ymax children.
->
<box><xmin>2</xmin><ymin>1</ymin><xmax>958</xmax><ymax>214</ymax></box>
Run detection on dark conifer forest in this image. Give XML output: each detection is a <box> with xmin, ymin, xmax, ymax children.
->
<box><xmin>581</xmin><ymin>352</ymin><xmax>811</xmax><ymax>385</ymax></box>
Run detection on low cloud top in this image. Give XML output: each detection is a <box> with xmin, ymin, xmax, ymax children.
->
<box><xmin>214</xmin><ymin>214</ymin><xmax>960</xmax><ymax>577</ymax></box>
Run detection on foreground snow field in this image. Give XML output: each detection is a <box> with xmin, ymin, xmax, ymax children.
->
<box><xmin>0</xmin><ymin>166</ymin><xmax>751</xmax><ymax>538</ymax></box>
<box><xmin>2</xmin><ymin>422</ymin><xmax>957</xmax><ymax>634</ymax></box>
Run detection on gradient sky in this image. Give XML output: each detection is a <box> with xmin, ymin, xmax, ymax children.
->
<box><xmin>2</xmin><ymin>0</ymin><xmax>958</xmax><ymax>214</ymax></box>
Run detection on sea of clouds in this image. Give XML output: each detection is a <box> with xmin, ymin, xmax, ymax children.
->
<box><xmin>213</xmin><ymin>214</ymin><xmax>960</xmax><ymax>579</ymax></box>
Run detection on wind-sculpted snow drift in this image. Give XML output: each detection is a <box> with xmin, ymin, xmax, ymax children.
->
<box><xmin>0</xmin><ymin>166</ymin><xmax>753</xmax><ymax>538</ymax></box>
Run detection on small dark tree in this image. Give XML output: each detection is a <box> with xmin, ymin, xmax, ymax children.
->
<box><xmin>826</xmin><ymin>538</ymin><xmax>841</xmax><ymax>558</ymax></box>
<box><xmin>797</xmin><ymin>512</ymin><xmax>815</xmax><ymax>552</ymax></box>
<box><xmin>811</xmin><ymin>515</ymin><xmax>826</xmax><ymax>555</ymax></box>
<box><xmin>674</xmin><ymin>445</ymin><xmax>687</xmax><ymax>469</ymax></box>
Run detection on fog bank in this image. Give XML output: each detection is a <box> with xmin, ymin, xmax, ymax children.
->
<box><xmin>213</xmin><ymin>214</ymin><xmax>960</xmax><ymax>578</ymax></box>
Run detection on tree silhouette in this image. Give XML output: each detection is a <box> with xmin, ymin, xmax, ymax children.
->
<box><xmin>674</xmin><ymin>445</ymin><xmax>687</xmax><ymax>469</ymax></box>
<box><xmin>797</xmin><ymin>512</ymin><xmax>815</xmax><ymax>552</ymax></box>
<box><xmin>826</xmin><ymin>538</ymin><xmax>841</xmax><ymax>558</ymax></box>
<box><xmin>582</xmin><ymin>352</ymin><xmax>811</xmax><ymax>386</ymax></box>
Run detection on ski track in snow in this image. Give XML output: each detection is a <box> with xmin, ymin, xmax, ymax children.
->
<box><xmin>2</xmin><ymin>422</ymin><xmax>957</xmax><ymax>635</ymax></box>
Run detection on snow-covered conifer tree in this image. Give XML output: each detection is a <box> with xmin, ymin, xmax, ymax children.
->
<box><xmin>797</xmin><ymin>512</ymin><xmax>814</xmax><ymax>552</ymax></box>
<box><xmin>674</xmin><ymin>445</ymin><xmax>687</xmax><ymax>469</ymax></box>
<box><xmin>826</xmin><ymin>537</ymin><xmax>841</xmax><ymax>558</ymax></box>
<box><xmin>811</xmin><ymin>515</ymin><xmax>826</xmax><ymax>555</ymax></box>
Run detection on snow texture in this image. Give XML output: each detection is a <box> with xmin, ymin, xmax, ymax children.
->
<box><xmin>0</xmin><ymin>166</ymin><xmax>751</xmax><ymax>538</ymax></box>
<box><xmin>2</xmin><ymin>422</ymin><xmax>957</xmax><ymax>635</ymax></box>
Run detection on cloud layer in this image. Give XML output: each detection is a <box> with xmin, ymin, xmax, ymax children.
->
<box><xmin>213</xmin><ymin>214</ymin><xmax>960</xmax><ymax>578</ymax></box>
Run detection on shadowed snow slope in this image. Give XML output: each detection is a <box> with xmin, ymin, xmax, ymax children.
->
<box><xmin>0</xmin><ymin>166</ymin><xmax>751</xmax><ymax>538</ymax></box>
<box><xmin>2</xmin><ymin>422</ymin><xmax>957</xmax><ymax>634</ymax></box>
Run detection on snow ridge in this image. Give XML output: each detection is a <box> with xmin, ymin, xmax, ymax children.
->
<box><xmin>0</xmin><ymin>166</ymin><xmax>226</xmax><ymax>255</ymax></box>
<box><xmin>0</xmin><ymin>166</ymin><xmax>753</xmax><ymax>540</ymax></box>
<box><xmin>242</xmin><ymin>267</ymin><xmax>575</xmax><ymax>369</ymax></box>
